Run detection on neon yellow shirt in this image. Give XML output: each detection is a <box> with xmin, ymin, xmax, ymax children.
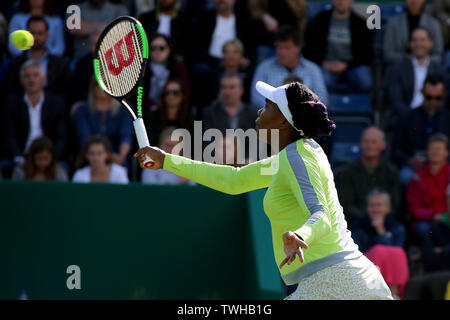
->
<box><xmin>163</xmin><ymin>138</ymin><xmax>362</xmax><ymax>285</ymax></box>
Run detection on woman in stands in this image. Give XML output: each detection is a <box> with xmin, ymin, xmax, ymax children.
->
<box><xmin>134</xmin><ymin>81</ymin><xmax>393</xmax><ymax>300</ymax></box>
<box><xmin>73</xmin><ymin>134</ymin><xmax>128</xmax><ymax>184</ymax></box>
<box><xmin>11</xmin><ymin>137</ymin><xmax>68</xmax><ymax>181</ymax></box>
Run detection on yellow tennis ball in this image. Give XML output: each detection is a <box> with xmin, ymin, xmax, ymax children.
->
<box><xmin>10</xmin><ymin>30</ymin><xmax>34</xmax><ymax>50</ymax></box>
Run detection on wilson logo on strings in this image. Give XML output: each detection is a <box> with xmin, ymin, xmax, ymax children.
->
<box><xmin>105</xmin><ymin>30</ymin><xmax>136</xmax><ymax>76</ymax></box>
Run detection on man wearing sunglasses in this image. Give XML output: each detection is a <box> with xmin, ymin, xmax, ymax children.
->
<box><xmin>391</xmin><ymin>74</ymin><xmax>450</xmax><ymax>187</ymax></box>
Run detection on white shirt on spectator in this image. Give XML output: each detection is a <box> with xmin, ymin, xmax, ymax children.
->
<box><xmin>157</xmin><ymin>13</ymin><xmax>172</xmax><ymax>36</ymax></box>
<box><xmin>208</xmin><ymin>14</ymin><xmax>236</xmax><ymax>59</ymax></box>
<box><xmin>72</xmin><ymin>163</ymin><xmax>129</xmax><ymax>184</ymax></box>
<box><xmin>24</xmin><ymin>92</ymin><xmax>45</xmax><ymax>153</ymax></box>
<box><xmin>410</xmin><ymin>57</ymin><xmax>430</xmax><ymax>109</ymax></box>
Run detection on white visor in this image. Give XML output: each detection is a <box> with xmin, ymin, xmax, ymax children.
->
<box><xmin>255</xmin><ymin>81</ymin><xmax>301</xmax><ymax>132</ymax></box>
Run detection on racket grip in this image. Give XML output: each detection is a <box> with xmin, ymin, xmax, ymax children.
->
<box><xmin>133</xmin><ymin>118</ymin><xmax>155</xmax><ymax>168</ymax></box>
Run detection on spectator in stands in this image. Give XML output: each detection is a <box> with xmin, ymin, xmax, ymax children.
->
<box><xmin>11</xmin><ymin>137</ymin><xmax>68</xmax><ymax>181</ymax></box>
<box><xmin>217</xmin><ymin>39</ymin><xmax>253</xmax><ymax>103</ymax></box>
<box><xmin>432</xmin><ymin>0</ymin><xmax>450</xmax><ymax>50</ymax></box>
<box><xmin>190</xmin><ymin>0</ymin><xmax>256</xmax><ymax>107</ymax></box>
<box><xmin>203</xmin><ymin>72</ymin><xmax>258</xmax><ymax>134</ymax></box>
<box><xmin>337</xmin><ymin>127</ymin><xmax>401</xmax><ymax>225</ymax></box>
<box><xmin>385</xmin><ymin>27</ymin><xmax>444</xmax><ymax>120</ymax></box>
<box><xmin>135</xmin><ymin>0</ymin><xmax>157</xmax><ymax>17</ymax></box>
<box><xmin>391</xmin><ymin>74</ymin><xmax>450</xmax><ymax>186</ymax></box>
<box><xmin>248</xmin><ymin>0</ymin><xmax>306</xmax><ymax>37</ymax></box>
<box><xmin>72</xmin><ymin>77</ymin><xmax>133</xmax><ymax>166</ymax></box>
<box><xmin>67</xmin><ymin>28</ymin><xmax>102</xmax><ymax>112</ymax></box>
<box><xmin>383</xmin><ymin>0</ymin><xmax>443</xmax><ymax>65</ymax></box>
<box><xmin>143</xmin><ymin>33</ymin><xmax>189</xmax><ymax>111</ymax></box>
<box><xmin>213</xmin><ymin>134</ymin><xmax>249</xmax><ymax>166</ymax></box>
<box><xmin>250</xmin><ymin>25</ymin><xmax>328</xmax><ymax>109</ymax></box>
<box><xmin>351</xmin><ymin>189</ymin><xmax>409</xmax><ymax>299</ymax></box>
<box><xmin>302</xmin><ymin>0</ymin><xmax>373</xmax><ymax>93</ymax></box>
<box><xmin>141</xmin><ymin>126</ymin><xmax>195</xmax><ymax>184</ymax></box>
<box><xmin>2</xmin><ymin>60</ymin><xmax>68</xmax><ymax>167</ymax></box>
<box><xmin>69</xmin><ymin>0</ymin><xmax>128</xmax><ymax>58</ymax></box>
<box><xmin>202</xmin><ymin>72</ymin><xmax>258</xmax><ymax>164</ymax></box>
<box><xmin>4</xmin><ymin>16</ymin><xmax>70</xmax><ymax>97</ymax></box>
<box><xmin>192</xmin><ymin>0</ymin><xmax>255</xmax><ymax>66</ymax></box>
<box><xmin>197</xmin><ymin>39</ymin><xmax>253</xmax><ymax>107</ymax></box>
<box><xmin>138</xmin><ymin>0</ymin><xmax>190</xmax><ymax>58</ymax></box>
<box><xmin>421</xmin><ymin>183</ymin><xmax>450</xmax><ymax>272</ymax></box>
<box><xmin>403</xmin><ymin>271</ymin><xmax>450</xmax><ymax>299</ymax></box>
<box><xmin>407</xmin><ymin>134</ymin><xmax>450</xmax><ymax>241</ymax></box>
<box><xmin>145</xmin><ymin>78</ymin><xmax>193</xmax><ymax>146</ymax></box>
<box><xmin>73</xmin><ymin>134</ymin><xmax>129</xmax><ymax>184</ymax></box>
<box><xmin>8</xmin><ymin>0</ymin><xmax>65</xmax><ymax>56</ymax></box>
<box><xmin>248</xmin><ymin>0</ymin><xmax>307</xmax><ymax>63</ymax></box>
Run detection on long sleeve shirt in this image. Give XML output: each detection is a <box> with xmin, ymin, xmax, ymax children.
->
<box><xmin>162</xmin><ymin>138</ymin><xmax>361</xmax><ymax>285</ymax></box>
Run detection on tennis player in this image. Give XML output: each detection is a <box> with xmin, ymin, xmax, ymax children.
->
<box><xmin>134</xmin><ymin>81</ymin><xmax>394</xmax><ymax>300</ymax></box>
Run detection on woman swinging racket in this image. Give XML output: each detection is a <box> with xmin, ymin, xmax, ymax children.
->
<box><xmin>134</xmin><ymin>81</ymin><xmax>394</xmax><ymax>300</ymax></box>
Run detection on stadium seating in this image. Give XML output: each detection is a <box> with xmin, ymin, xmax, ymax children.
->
<box><xmin>329</xmin><ymin>115</ymin><xmax>372</xmax><ymax>170</ymax></box>
<box><xmin>328</xmin><ymin>93</ymin><xmax>373</xmax><ymax>117</ymax></box>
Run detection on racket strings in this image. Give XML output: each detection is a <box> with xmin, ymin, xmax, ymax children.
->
<box><xmin>97</xmin><ymin>20</ymin><xmax>144</xmax><ymax>97</ymax></box>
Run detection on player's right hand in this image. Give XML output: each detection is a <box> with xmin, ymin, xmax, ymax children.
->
<box><xmin>280</xmin><ymin>231</ymin><xmax>309</xmax><ymax>269</ymax></box>
<box><xmin>134</xmin><ymin>146</ymin><xmax>166</xmax><ymax>170</ymax></box>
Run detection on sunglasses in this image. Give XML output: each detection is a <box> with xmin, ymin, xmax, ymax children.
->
<box><xmin>150</xmin><ymin>45</ymin><xmax>168</xmax><ymax>51</ymax></box>
<box><xmin>425</xmin><ymin>95</ymin><xmax>444</xmax><ymax>101</ymax></box>
<box><xmin>163</xmin><ymin>89</ymin><xmax>182</xmax><ymax>96</ymax></box>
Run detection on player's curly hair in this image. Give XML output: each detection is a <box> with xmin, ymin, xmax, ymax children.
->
<box><xmin>285</xmin><ymin>82</ymin><xmax>335</xmax><ymax>139</ymax></box>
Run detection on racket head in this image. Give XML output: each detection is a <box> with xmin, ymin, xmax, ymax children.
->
<box><xmin>93</xmin><ymin>16</ymin><xmax>149</xmax><ymax>100</ymax></box>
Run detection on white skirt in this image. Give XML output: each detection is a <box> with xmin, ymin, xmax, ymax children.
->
<box><xmin>284</xmin><ymin>254</ymin><xmax>394</xmax><ymax>300</ymax></box>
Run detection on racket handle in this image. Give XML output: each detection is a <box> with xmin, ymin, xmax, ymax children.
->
<box><xmin>133</xmin><ymin>118</ymin><xmax>155</xmax><ymax>169</ymax></box>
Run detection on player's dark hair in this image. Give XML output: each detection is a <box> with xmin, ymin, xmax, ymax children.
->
<box><xmin>285</xmin><ymin>82</ymin><xmax>336</xmax><ymax>139</ymax></box>
<box><xmin>76</xmin><ymin>134</ymin><xmax>112</xmax><ymax>169</ymax></box>
<box><xmin>26</xmin><ymin>15</ymin><xmax>49</xmax><ymax>31</ymax></box>
<box><xmin>275</xmin><ymin>25</ymin><xmax>302</xmax><ymax>46</ymax></box>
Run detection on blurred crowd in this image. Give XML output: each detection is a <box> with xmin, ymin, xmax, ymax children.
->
<box><xmin>0</xmin><ymin>0</ymin><xmax>450</xmax><ymax>299</ymax></box>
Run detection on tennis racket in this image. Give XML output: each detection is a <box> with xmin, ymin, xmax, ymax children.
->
<box><xmin>93</xmin><ymin>16</ymin><xmax>155</xmax><ymax>168</ymax></box>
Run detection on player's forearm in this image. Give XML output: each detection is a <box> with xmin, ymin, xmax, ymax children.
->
<box><xmin>163</xmin><ymin>153</ymin><xmax>272</xmax><ymax>195</ymax></box>
<box><xmin>294</xmin><ymin>211</ymin><xmax>332</xmax><ymax>245</ymax></box>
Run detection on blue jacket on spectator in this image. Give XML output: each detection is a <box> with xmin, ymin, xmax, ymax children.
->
<box><xmin>351</xmin><ymin>214</ymin><xmax>406</xmax><ymax>253</ymax></box>
<box><xmin>72</xmin><ymin>103</ymin><xmax>133</xmax><ymax>154</ymax></box>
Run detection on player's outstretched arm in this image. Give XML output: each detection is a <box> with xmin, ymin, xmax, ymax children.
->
<box><xmin>134</xmin><ymin>146</ymin><xmax>276</xmax><ymax>195</ymax></box>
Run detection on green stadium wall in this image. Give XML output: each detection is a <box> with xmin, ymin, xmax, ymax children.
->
<box><xmin>0</xmin><ymin>181</ymin><xmax>283</xmax><ymax>300</ymax></box>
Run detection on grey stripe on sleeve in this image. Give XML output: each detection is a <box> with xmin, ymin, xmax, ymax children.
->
<box><xmin>286</xmin><ymin>141</ymin><xmax>324</xmax><ymax>218</ymax></box>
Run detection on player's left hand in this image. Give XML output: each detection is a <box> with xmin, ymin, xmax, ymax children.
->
<box><xmin>280</xmin><ymin>231</ymin><xmax>309</xmax><ymax>269</ymax></box>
